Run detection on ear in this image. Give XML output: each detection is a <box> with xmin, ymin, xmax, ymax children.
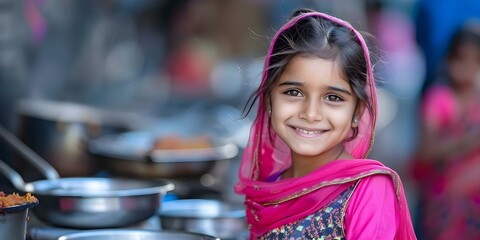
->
<box><xmin>352</xmin><ymin>102</ymin><xmax>365</xmax><ymax>128</ymax></box>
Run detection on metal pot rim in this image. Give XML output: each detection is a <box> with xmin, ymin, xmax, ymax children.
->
<box><xmin>0</xmin><ymin>201</ymin><xmax>39</xmax><ymax>213</ymax></box>
<box><xmin>159</xmin><ymin>199</ymin><xmax>245</xmax><ymax>219</ymax></box>
<box><xmin>57</xmin><ymin>229</ymin><xmax>220</xmax><ymax>240</ymax></box>
<box><xmin>25</xmin><ymin>178</ymin><xmax>174</xmax><ymax>197</ymax></box>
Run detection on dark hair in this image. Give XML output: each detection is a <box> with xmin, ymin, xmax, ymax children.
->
<box><xmin>440</xmin><ymin>20</ymin><xmax>480</xmax><ymax>89</ymax></box>
<box><xmin>243</xmin><ymin>9</ymin><xmax>376</xmax><ymax>141</ymax></box>
<box><xmin>446</xmin><ymin>21</ymin><xmax>480</xmax><ymax>60</ymax></box>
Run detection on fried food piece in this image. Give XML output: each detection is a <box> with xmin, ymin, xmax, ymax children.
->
<box><xmin>0</xmin><ymin>192</ymin><xmax>38</xmax><ymax>208</ymax></box>
<box><xmin>153</xmin><ymin>135</ymin><xmax>212</xmax><ymax>150</ymax></box>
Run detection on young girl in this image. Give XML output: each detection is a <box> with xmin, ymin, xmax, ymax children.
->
<box><xmin>411</xmin><ymin>21</ymin><xmax>480</xmax><ymax>240</ymax></box>
<box><xmin>235</xmin><ymin>9</ymin><xmax>416</xmax><ymax>239</ymax></box>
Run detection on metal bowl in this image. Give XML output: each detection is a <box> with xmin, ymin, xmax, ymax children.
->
<box><xmin>57</xmin><ymin>229</ymin><xmax>219</xmax><ymax>240</ymax></box>
<box><xmin>28</xmin><ymin>178</ymin><xmax>174</xmax><ymax>229</ymax></box>
<box><xmin>159</xmin><ymin>199</ymin><xmax>247</xmax><ymax>239</ymax></box>
<box><xmin>88</xmin><ymin>131</ymin><xmax>238</xmax><ymax>178</ymax></box>
<box><xmin>0</xmin><ymin>201</ymin><xmax>39</xmax><ymax>240</ymax></box>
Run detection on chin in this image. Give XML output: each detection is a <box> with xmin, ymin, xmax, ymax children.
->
<box><xmin>291</xmin><ymin>147</ymin><xmax>322</xmax><ymax>157</ymax></box>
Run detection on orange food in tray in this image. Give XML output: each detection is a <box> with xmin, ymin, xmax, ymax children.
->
<box><xmin>0</xmin><ymin>192</ymin><xmax>38</xmax><ymax>208</ymax></box>
<box><xmin>153</xmin><ymin>135</ymin><xmax>212</xmax><ymax>150</ymax></box>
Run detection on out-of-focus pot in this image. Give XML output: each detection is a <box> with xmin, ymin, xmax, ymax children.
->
<box><xmin>57</xmin><ymin>229</ymin><xmax>220</xmax><ymax>240</ymax></box>
<box><xmin>88</xmin><ymin>131</ymin><xmax>238</xmax><ymax>179</ymax></box>
<box><xmin>0</xmin><ymin>125</ymin><xmax>174</xmax><ymax>229</ymax></box>
<box><xmin>159</xmin><ymin>199</ymin><xmax>248</xmax><ymax>240</ymax></box>
<box><xmin>14</xmin><ymin>99</ymin><xmax>141</xmax><ymax>178</ymax></box>
<box><xmin>0</xmin><ymin>201</ymin><xmax>39</xmax><ymax>240</ymax></box>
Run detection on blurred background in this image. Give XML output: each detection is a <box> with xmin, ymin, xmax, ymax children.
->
<box><xmin>0</xmin><ymin>0</ymin><xmax>479</xmax><ymax>239</ymax></box>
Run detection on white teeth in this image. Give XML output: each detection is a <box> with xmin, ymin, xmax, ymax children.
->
<box><xmin>296</xmin><ymin>128</ymin><xmax>321</xmax><ymax>134</ymax></box>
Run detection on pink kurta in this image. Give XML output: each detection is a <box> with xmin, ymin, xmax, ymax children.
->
<box><xmin>259</xmin><ymin>172</ymin><xmax>401</xmax><ymax>239</ymax></box>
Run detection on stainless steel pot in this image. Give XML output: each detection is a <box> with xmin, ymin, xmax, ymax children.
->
<box><xmin>14</xmin><ymin>99</ymin><xmax>142</xmax><ymax>177</ymax></box>
<box><xmin>0</xmin><ymin>124</ymin><xmax>174</xmax><ymax>229</ymax></box>
<box><xmin>159</xmin><ymin>199</ymin><xmax>247</xmax><ymax>240</ymax></box>
<box><xmin>0</xmin><ymin>201</ymin><xmax>39</xmax><ymax>240</ymax></box>
<box><xmin>57</xmin><ymin>229</ymin><xmax>219</xmax><ymax>240</ymax></box>
<box><xmin>88</xmin><ymin>131</ymin><xmax>238</xmax><ymax>179</ymax></box>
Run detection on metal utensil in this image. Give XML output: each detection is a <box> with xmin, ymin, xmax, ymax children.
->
<box><xmin>14</xmin><ymin>99</ymin><xmax>142</xmax><ymax>177</ymax></box>
<box><xmin>0</xmin><ymin>124</ymin><xmax>174</xmax><ymax>229</ymax></box>
<box><xmin>88</xmin><ymin>131</ymin><xmax>238</xmax><ymax>178</ymax></box>
<box><xmin>159</xmin><ymin>199</ymin><xmax>247</xmax><ymax>239</ymax></box>
<box><xmin>57</xmin><ymin>229</ymin><xmax>219</xmax><ymax>240</ymax></box>
<box><xmin>0</xmin><ymin>201</ymin><xmax>39</xmax><ymax>240</ymax></box>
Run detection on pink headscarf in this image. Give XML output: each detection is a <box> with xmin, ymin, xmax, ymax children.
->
<box><xmin>235</xmin><ymin>12</ymin><xmax>415</xmax><ymax>239</ymax></box>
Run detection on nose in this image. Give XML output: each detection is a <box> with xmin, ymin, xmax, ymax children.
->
<box><xmin>299</xmin><ymin>98</ymin><xmax>322</xmax><ymax>122</ymax></box>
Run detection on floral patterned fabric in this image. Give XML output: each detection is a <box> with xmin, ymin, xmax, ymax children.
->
<box><xmin>259</xmin><ymin>183</ymin><xmax>357</xmax><ymax>240</ymax></box>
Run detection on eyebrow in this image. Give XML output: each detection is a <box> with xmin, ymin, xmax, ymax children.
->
<box><xmin>278</xmin><ymin>81</ymin><xmax>352</xmax><ymax>95</ymax></box>
<box><xmin>328</xmin><ymin>86</ymin><xmax>352</xmax><ymax>95</ymax></box>
<box><xmin>278</xmin><ymin>81</ymin><xmax>303</xmax><ymax>87</ymax></box>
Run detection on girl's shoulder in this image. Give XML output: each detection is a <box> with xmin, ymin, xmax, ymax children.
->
<box><xmin>340</xmin><ymin>159</ymin><xmax>400</xmax><ymax>193</ymax></box>
<box><xmin>355</xmin><ymin>171</ymin><xmax>397</xmax><ymax>190</ymax></box>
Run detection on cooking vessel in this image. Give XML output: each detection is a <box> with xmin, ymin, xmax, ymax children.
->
<box><xmin>0</xmin><ymin>124</ymin><xmax>174</xmax><ymax>229</ymax></box>
<box><xmin>14</xmin><ymin>99</ymin><xmax>142</xmax><ymax>178</ymax></box>
<box><xmin>88</xmin><ymin>131</ymin><xmax>238</xmax><ymax>178</ymax></box>
<box><xmin>0</xmin><ymin>201</ymin><xmax>39</xmax><ymax>240</ymax></box>
<box><xmin>159</xmin><ymin>199</ymin><xmax>247</xmax><ymax>240</ymax></box>
<box><xmin>57</xmin><ymin>229</ymin><xmax>219</xmax><ymax>240</ymax></box>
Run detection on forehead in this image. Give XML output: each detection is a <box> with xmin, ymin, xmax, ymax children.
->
<box><xmin>278</xmin><ymin>55</ymin><xmax>348</xmax><ymax>85</ymax></box>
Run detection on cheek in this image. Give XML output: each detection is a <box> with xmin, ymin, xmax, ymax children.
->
<box><xmin>273</xmin><ymin>100</ymin><xmax>296</xmax><ymax>115</ymax></box>
<box><xmin>270</xmin><ymin>97</ymin><xmax>298</xmax><ymax>128</ymax></box>
<box><xmin>330</xmin><ymin>108</ymin><xmax>356</xmax><ymax>129</ymax></box>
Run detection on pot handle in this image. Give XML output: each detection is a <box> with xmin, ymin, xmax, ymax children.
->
<box><xmin>0</xmin><ymin>158</ymin><xmax>28</xmax><ymax>192</ymax></box>
<box><xmin>0</xmin><ymin>124</ymin><xmax>60</xmax><ymax>180</ymax></box>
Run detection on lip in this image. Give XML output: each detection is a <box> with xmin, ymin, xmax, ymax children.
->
<box><xmin>289</xmin><ymin>125</ymin><xmax>326</xmax><ymax>138</ymax></box>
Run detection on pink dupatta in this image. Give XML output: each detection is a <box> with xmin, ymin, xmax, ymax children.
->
<box><xmin>234</xmin><ymin>12</ymin><xmax>416</xmax><ymax>239</ymax></box>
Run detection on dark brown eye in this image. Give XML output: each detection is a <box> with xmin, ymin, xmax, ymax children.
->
<box><xmin>325</xmin><ymin>95</ymin><xmax>343</xmax><ymax>102</ymax></box>
<box><xmin>285</xmin><ymin>89</ymin><xmax>303</xmax><ymax>97</ymax></box>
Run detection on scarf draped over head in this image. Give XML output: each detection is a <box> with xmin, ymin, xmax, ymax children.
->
<box><xmin>235</xmin><ymin>11</ymin><xmax>415</xmax><ymax>239</ymax></box>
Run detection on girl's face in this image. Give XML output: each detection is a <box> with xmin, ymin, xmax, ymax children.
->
<box><xmin>448</xmin><ymin>41</ymin><xmax>480</xmax><ymax>89</ymax></box>
<box><xmin>270</xmin><ymin>56</ymin><xmax>359</xmax><ymax>162</ymax></box>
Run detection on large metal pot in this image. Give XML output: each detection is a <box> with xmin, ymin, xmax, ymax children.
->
<box><xmin>57</xmin><ymin>229</ymin><xmax>219</xmax><ymax>240</ymax></box>
<box><xmin>0</xmin><ymin>201</ymin><xmax>39</xmax><ymax>240</ymax></box>
<box><xmin>14</xmin><ymin>99</ymin><xmax>142</xmax><ymax>178</ymax></box>
<box><xmin>88</xmin><ymin>131</ymin><xmax>238</xmax><ymax>179</ymax></box>
<box><xmin>159</xmin><ymin>199</ymin><xmax>248</xmax><ymax>240</ymax></box>
<box><xmin>0</xmin><ymin>124</ymin><xmax>174</xmax><ymax>229</ymax></box>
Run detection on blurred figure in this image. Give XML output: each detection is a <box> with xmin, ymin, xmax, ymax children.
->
<box><xmin>415</xmin><ymin>0</ymin><xmax>480</xmax><ymax>94</ymax></box>
<box><xmin>411</xmin><ymin>21</ymin><xmax>480</xmax><ymax>240</ymax></box>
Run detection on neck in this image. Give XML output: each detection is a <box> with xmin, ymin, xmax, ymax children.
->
<box><xmin>284</xmin><ymin>146</ymin><xmax>346</xmax><ymax>178</ymax></box>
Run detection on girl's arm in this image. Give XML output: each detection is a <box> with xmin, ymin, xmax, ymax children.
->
<box><xmin>344</xmin><ymin>174</ymin><xmax>399</xmax><ymax>240</ymax></box>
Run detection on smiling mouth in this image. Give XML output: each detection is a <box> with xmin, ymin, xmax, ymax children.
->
<box><xmin>292</xmin><ymin>127</ymin><xmax>326</xmax><ymax>137</ymax></box>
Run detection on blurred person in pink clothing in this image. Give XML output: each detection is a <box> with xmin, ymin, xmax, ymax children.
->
<box><xmin>234</xmin><ymin>9</ymin><xmax>416</xmax><ymax>240</ymax></box>
<box><xmin>411</xmin><ymin>21</ymin><xmax>480</xmax><ymax>240</ymax></box>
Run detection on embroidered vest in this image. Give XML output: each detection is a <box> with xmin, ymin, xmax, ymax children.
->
<box><xmin>260</xmin><ymin>183</ymin><xmax>357</xmax><ymax>239</ymax></box>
